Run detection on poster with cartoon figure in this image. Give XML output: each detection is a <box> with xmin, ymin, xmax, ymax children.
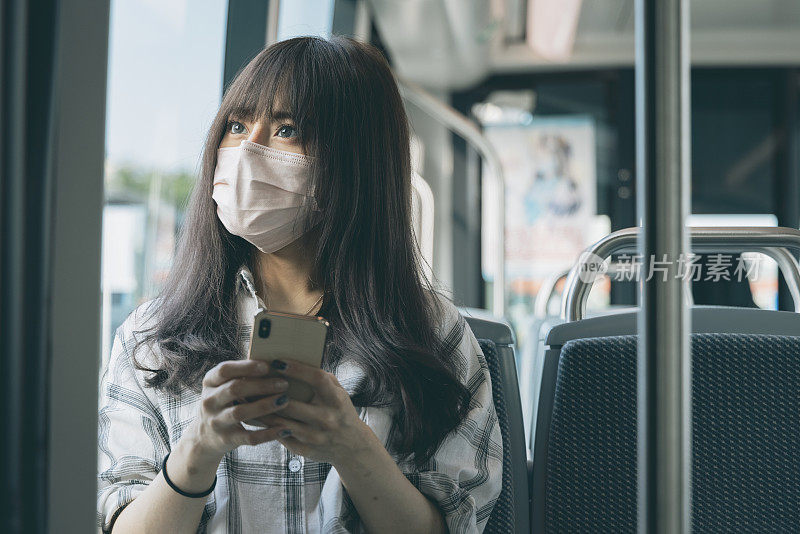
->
<box><xmin>484</xmin><ymin>116</ymin><xmax>596</xmax><ymax>279</ymax></box>
<box><xmin>482</xmin><ymin>116</ymin><xmax>597</xmax><ymax>323</ymax></box>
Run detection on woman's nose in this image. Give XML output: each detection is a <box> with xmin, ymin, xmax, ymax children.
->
<box><xmin>247</xmin><ymin>123</ymin><xmax>271</xmax><ymax>147</ymax></box>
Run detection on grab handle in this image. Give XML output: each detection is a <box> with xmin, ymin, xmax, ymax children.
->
<box><xmin>562</xmin><ymin>226</ymin><xmax>800</xmax><ymax>322</ymax></box>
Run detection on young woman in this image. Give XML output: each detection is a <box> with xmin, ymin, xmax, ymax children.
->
<box><xmin>97</xmin><ymin>36</ymin><xmax>502</xmax><ymax>534</ymax></box>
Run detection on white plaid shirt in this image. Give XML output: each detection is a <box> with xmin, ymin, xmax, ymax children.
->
<box><xmin>97</xmin><ymin>266</ymin><xmax>503</xmax><ymax>533</ymax></box>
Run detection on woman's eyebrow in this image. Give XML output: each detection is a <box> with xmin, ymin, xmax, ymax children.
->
<box><xmin>271</xmin><ymin>110</ymin><xmax>294</xmax><ymax>122</ymax></box>
<box><xmin>228</xmin><ymin>112</ymin><xmax>252</xmax><ymax>122</ymax></box>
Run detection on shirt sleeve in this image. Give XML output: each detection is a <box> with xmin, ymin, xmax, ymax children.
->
<box><xmin>399</xmin><ymin>303</ymin><xmax>504</xmax><ymax>534</ymax></box>
<box><xmin>97</xmin><ymin>307</ymin><xmax>171</xmax><ymax>533</ymax></box>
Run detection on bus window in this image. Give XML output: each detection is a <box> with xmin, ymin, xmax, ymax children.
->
<box><xmin>101</xmin><ymin>0</ymin><xmax>228</xmax><ymax>368</ymax></box>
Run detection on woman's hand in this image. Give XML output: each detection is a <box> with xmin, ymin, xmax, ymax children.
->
<box><xmin>110</xmin><ymin>360</ymin><xmax>296</xmax><ymax>533</ymax></box>
<box><xmin>183</xmin><ymin>359</ymin><xmax>293</xmax><ymax>466</ymax></box>
<box><xmin>256</xmin><ymin>359</ymin><xmax>377</xmax><ymax>466</ymax></box>
<box><xmin>257</xmin><ymin>359</ymin><xmax>448</xmax><ymax>533</ymax></box>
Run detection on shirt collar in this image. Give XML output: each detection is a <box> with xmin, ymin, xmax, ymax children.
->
<box><xmin>236</xmin><ymin>263</ymin><xmax>268</xmax><ymax>313</ymax></box>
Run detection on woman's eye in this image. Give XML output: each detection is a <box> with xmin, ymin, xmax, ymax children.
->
<box><xmin>228</xmin><ymin>120</ymin><xmax>247</xmax><ymax>135</ymax></box>
<box><xmin>276</xmin><ymin>124</ymin><xmax>298</xmax><ymax>139</ymax></box>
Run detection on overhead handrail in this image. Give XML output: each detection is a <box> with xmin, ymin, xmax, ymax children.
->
<box><xmin>562</xmin><ymin>226</ymin><xmax>800</xmax><ymax>321</ymax></box>
<box><xmin>397</xmin><ymin>78</ymin><xmax>506</xmax><ymax>317</ymax></box>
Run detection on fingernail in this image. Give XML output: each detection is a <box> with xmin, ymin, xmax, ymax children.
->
<box><xmin>275</xmin><ymin>394</ymin><xmax>288</xmax><ymax>406</ymax></box>
<box><xmin>271</xmin><ymin>359</ymin><xmax>287</xmax><ymax>370</ymax></box>
<box><xmin>256</xmin><ymin>361</ymin><xmax>269</xmax><ymax>371</ymax></box>
<box><xmin>279</xmin><ymin>429</ymin><xmax>292</xmax><ymax>437</ymax></box>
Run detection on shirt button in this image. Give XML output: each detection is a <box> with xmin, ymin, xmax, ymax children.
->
<box><xmin>288</xmin><ymin>458</ymin><xmax>302</xmax><ymax>472</ymax></box>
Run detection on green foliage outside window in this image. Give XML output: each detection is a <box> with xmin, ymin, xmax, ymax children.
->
<box><xmin>106</xmin><ymin>165</ymin><xmax>195</xmax><ymax>211</ymax></box>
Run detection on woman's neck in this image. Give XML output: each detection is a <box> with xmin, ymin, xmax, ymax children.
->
<box><xmin>252</xmin><ymin>240</ymin><xmax>322</xmax><ymax>315</ymax></box>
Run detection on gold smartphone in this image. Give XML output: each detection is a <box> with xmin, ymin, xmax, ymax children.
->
<box><xmin>246</xmin><ymin>310</ymin><xmax>329</xmax><ymax>405</ymax></box>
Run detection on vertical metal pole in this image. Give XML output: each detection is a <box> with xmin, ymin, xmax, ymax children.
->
<box><xmin>635</xmin><ymin>0</ymin><xmax>691</xmax><ymax>533</ymax></box>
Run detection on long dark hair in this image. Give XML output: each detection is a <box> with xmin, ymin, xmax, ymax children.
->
<box><xmin>130</xmin><ymin>36</ymin><xmax>471</xmax><ymax>467</ymax></box>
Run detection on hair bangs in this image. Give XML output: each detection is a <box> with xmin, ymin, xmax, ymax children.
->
<box><xmin>218</xmin><ymin>38</ymin><xmax>336</xmax><ymax>153</ymax></box>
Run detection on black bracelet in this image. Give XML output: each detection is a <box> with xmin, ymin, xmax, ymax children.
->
<box><xmin>161</xmin><ymin>451</ymin><xmax>216</xmax><ymax>498</ymax></box>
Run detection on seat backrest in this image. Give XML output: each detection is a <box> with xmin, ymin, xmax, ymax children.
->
<box><xmin>410</xmin><ymin>171</ymin><xmax>434</xmax><ymax>279</ymax></box>
<box><xmin>477</xmin><ymin>339</ymin><xmax>517</xmax><ymax>534</ymax></box>
<box><xmin>524</xmin><ymin>306</ymin><xmax>634</xmax><ymax>453</ymax></box>
<box><xmin>532</xmin><ymin>307</ymin><xmax>800</xmax><ymax>532</ymax></box>
<box><xmin>519</xmin><ymin>315</ymin><xmax>564</xmax><ymax>453</ymax></box>
<box><xmin>464</xmin><ymin>315</ymin><xmax>530</xmax><ymax>534</ymax></box>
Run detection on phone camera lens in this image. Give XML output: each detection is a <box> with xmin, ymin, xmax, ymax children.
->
<box><xmin>258</xmin><ymin>318</ymin><xmax>271</xmax><ymax>338</ymax></box>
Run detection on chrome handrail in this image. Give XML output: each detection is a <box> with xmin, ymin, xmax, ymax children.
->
<box><xmin>754</xmin><ymin>246</ymin><xmax>800</xmax><ymax>311</ymax></box>
<box><xmin>562</xmin><ymin>226</ymin><xmax>800</xmax><ymax>321</ymax></box>
<box><xmin>533</xmin><ymin>269</ymin><xmax>570</xmax><ymax>319</ymax></box>
<box><xmin>397</xmin><ymin>78</ymin><xmax>506</xmax><ymax>316</ymax></box>
<box><xmin>537</xmin><ymin>263</ymin><xmax>698</xmax><ymax>321</ymax></box>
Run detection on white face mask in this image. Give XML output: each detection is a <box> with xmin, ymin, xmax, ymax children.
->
<box><xmin>212</xmin><ymin>140</ymin><xmax>318</xmax><ymax>253</ymax></box>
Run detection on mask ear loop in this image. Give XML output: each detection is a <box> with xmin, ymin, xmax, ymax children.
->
<box><xmin>238</xmin><ymin>266</ymin><xmax>268</xmax><ymax>312</ymax></box>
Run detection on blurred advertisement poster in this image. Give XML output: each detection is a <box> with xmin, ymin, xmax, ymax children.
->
<box><xmin>484</xmin><ymin>116</ymin><xmax>597</xmax><ymax>285</ymax></box>
<box><xmin>483</xmin><ymin>116</ymin><xmax>601</xmax><ymax>348</ymax></box>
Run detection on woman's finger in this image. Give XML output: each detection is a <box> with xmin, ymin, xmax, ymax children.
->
<box><xmin>231</xmin><ymin>425</ymin><xmax>287</xmax><ymax>447</ymax></box>
<box><xmin>257</xmin><ymin>414</ymin><xmax>321</xmax><ymax>445</ymax></box>
<box><xmin>213</xmin><ymin>376</ymin><xmax>290</xmax><ymax>408</ymax></box>
<box><xmin>202</xmin><ymin>359</ymin><xmax>270</xmax><ymax>388</ymax></box>
<box><xmin>218</xmin><ymin>392</ymin><xmax>290</xmax><ymax>425</ymax></box>
<box><xmin>275</xmin><ymin>398</ymin><xmax>336</xmax><ymax>428</ymax></box>
<box><xmin>269</xmin><ymin>359</ymin><xmax>341</xmax><ymax>401</ymax></box>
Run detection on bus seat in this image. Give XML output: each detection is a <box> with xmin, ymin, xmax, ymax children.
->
<box><xmin>463</xmin><ymin>314</ymin><xmax>531</xmax><ymax>533</ymax></box>
<box><xmin>531</xmin><ymin>306</ymin><xmax>800</xmax><ymax>532</ymax></box>
<box><xmin>524</xmin><ymin>305</ymin><xmax>635</xmax><ymax>455</ymax></box>
<box><xmin>519</xmin><ymin>315</ymin><xmax>563</xmax><ymax>454</ymax></box>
